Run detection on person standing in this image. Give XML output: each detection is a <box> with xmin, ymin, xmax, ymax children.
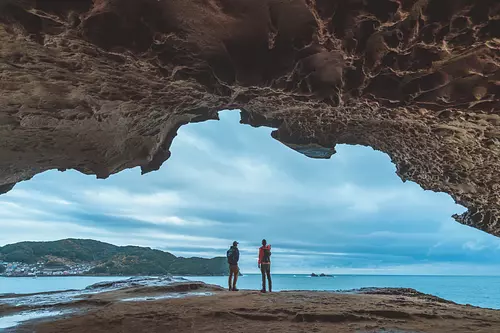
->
<box><xmin>226</xmin><ymin>241</ymin><xmax>240</xmax><ymax>291</ymax></box>
<box><xmin>258</xmin><ymin>239</ymin><xmax>272</xmax><ymax>293</ymax></box>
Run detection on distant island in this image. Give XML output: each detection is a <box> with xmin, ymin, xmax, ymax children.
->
<box><xmin>311</xmin><ymin>273</ymin><xmax>333</xmax><ymax>277</ymax></box>
<box><xmin>0</xmin><ymin>239</ymin><xmax>227</xmax><ymax>277</ymax></box>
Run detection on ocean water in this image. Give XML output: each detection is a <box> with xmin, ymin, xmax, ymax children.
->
<box><xmin>186</xmin><ymin>274</ymin><xmax>500</xmax><ymax>309</ymax></box>
<box><xmin>2</xmin><ymin>275</ymin><xmax>500</xmax><ymax>309</ymax></box>
<box><xmin>0</xmin><ymin>276</ymin><xmax>131</xmax><ymax>294</ymax></box>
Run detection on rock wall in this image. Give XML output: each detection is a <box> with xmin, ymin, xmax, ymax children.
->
<box><xmin>0</xmin><ymin>0</ymin><xmax>499</xmax><ymax>234</ymax></box>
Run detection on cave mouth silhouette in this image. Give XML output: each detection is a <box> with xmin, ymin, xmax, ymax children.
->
<box><xmin>5</xmin><ymin>110</ymin><xmax>500</xmax><ymax>276</ymax></box>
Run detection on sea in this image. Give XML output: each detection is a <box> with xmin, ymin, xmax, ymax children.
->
<box><xmin>2</xmin><ymin>274</ymin><xmax>500</xmax><ymax>309</ymax></box>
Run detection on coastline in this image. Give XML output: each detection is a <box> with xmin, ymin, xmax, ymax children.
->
<box><xmin>0</xmin><ymin>274</ymin><xmax>226</xmax><ymax>278</ymax></box>
<box><xmin>5</xmin><ymin>274</ymin><xmax>500</xmax><ymax>309</ymax></box>
<box><xmin>2</xmin><ymin>278</ymin><xmax>500</xmax><ymax>333</ymax></box>
<box><xmin>4</xmin><ymin>273</ymin><xmax>500</xmax><ymax>279</ymax></box>
<box><xmin>0</xmin><ymin>274</ymin><xmax>227</xmax><ymax>279</ymax></box>
<box><xmin>6</xmin><ymin>285</ymin><xmax>500</xmax><ymax>333</ymax></box>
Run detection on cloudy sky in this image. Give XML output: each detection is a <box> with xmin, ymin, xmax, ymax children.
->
<box><xmin>1</xmin><ymin>111</ymin><xmax>500</xmax><ymax>275</ymax></box>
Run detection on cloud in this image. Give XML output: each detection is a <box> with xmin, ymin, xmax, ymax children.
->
<box><xmin>82</xmin><ymin>188</ymin><xmax>182</xmax><ymax>208</ymax></box>
<box><xmin>7</xmin><ymin>189</ymin><xmax>73</xmax><ymax>206</ymax></box>
<box><xmin>463</xmin><ymin>241</ymin><xmax>487</xmax><ymax>251</ymax></box>
<box><xmin>1</xmin><ymin>110</ymin><xmax>500</xmax><ymax>274</ymax></box>
<box><xmin>114</xmin><ymin>214</ymin><xmax>222</xmax><ymax>227</ymax></box>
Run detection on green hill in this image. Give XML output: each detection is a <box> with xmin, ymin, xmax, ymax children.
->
<box><xmin>0</xmin><ymin>239</ymin><xmax>227</xmax><ymax>276</ymax></box>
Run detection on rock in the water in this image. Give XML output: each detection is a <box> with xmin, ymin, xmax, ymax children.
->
<box><xmin>0</xmin><ymin>1</ymin><xmax>499</xmax><ymax>235</ymax></box>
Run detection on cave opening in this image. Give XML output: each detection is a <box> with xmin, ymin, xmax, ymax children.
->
<box><xmin>2</xmin><ymin>110</ymin><xmax>500</xmax><ymax>279</ymax></box>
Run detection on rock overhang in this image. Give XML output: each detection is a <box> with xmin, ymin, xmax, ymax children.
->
<box><xmin>0</xmin><ymin>0</ymin><xmax>499</xmax><ymax>235</ymax></box>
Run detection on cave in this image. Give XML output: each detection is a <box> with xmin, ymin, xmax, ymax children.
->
<box><xmin>0</xmin><ymin>0</ymin><xmax>499</xmax><ymax>238</ymax></box>
<box><xmin>4</xmin><ymin>110</ymin><xmax>491</xmax><ymax>276</ymax></box>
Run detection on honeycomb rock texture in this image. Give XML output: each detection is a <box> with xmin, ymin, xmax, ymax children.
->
<box><xmin>0</xmin><ymin>1</ymin><xmax>499</xmax><ymax>234</ymax></box>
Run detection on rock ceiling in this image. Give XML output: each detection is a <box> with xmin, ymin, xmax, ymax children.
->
<box><xmin>0</xmin><ymin>0</ymin><xmax>499</xmax><ymax>235</ymax></box>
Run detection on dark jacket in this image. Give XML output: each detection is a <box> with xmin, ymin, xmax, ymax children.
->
<box><xmin>227</xmin><ymin>246</ymin><xmax>240</xmax><ymax>265</ymax></box>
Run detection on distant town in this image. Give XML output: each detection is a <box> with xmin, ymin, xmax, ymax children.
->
<box><xmin>0</xmin><ymin>261</ymin><xmax>95</xmax><ymax>277</ymax></box>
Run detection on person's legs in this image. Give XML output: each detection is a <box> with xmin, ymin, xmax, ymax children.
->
<box><xmin>228</xmin><ymin>266</ymin><xmax>233</xmax><ymax>291</ymax></box>
<box><xmin>260</xmin><ymin>265</ymin><xmax>266</xmax><ymax>292</ymax></box>
<box><xmin>231</xmin><ymin>265</ymin><xmax>239</xmax><ymax>291</ymax></box>
<box><xmin>266</xmin><ymin>265</ymin><xmax>272</xmax><ymax>292</ymax></box>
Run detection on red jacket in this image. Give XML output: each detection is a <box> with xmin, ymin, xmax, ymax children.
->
<box><xmin>258</xmin><ymin>245</ymin><xmax>271</xmax><ymax>264</ymax></box>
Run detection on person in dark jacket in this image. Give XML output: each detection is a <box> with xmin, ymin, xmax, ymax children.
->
<box><xmin>258</xmin><ymin>239</ymin><xmax>272</xmax><ymax>292</ymax></box>
<box><xmin>227</xmin><ymin>241</ymin><xmax>240</xmax><ymax>291</ymax></box>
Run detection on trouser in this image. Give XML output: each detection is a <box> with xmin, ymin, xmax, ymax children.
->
<box><xmin>260</xmin><ymin>263</ymin><xmax>272</xmax><ymax>292</ymax></box>
<box><xmin>228</xmin><ymin>264</ymin><xmax>239</xmax><ymax>290</ymax></box>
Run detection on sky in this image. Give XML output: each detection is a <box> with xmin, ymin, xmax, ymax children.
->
<box><xmin>2</xmin><ymin>110</ymin><xmax>500</xmax><ymax>275</ymax></box>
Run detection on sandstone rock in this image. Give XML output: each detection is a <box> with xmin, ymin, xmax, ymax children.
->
<box><xmin>0</xmin><ymin>0</ymin><xmax>499</xmax><ymax>235</ymax></box>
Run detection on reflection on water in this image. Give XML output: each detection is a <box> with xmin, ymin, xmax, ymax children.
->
<box><xmin>0</xmin><ymin>276</ymin><xmax>184</xmax><ymax>307</ymax></box>
<box><xmin>1</xmin><ymin>290</ymin><xmax>94</xmax><ymax>307</ymax></box>
<box><xmin>121</xmin><ymin>291</ymin><xmax>213</xmax><ymax>302</ymax></box>
<box><xmin>0</xmin><ymin>277</ymin><xmax>196</xmax><ymax>330</ymax></box>
<box><xmin>0</xmin><ymin>310</ymin><xmax>71</xmax><ymax>330</ymax></box>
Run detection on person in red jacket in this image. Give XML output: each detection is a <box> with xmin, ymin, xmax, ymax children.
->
<box><xmin>258</xmin><ymin>239</ymin><xmax>272</xmax><ymax>293</ymax></box>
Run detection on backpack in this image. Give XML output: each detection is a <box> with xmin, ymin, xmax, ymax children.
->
<box><xmin>262</xmin><ymin>247</ymin><xmax>271</xmax><ymax>263</ymax></box>
<box><xmin>227</xmin><ymin>247</ymin><xmax>237</xmax><ymax>264</ymax></box>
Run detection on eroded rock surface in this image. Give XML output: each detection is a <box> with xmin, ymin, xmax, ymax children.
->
<box><xmin>0</xmin><ymin>1</ymin><xmax>499</xmax><ymax>234</ymax></box>
<box><xmin>14</xmin><ymin>287</ymin><xmax>500</xmax><ymax>333</ymax></box>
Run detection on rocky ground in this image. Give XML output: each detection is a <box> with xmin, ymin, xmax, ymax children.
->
<box><xmin>5</xmin><ymin>282</ymin><xmax>500</xmax><ymax>333</ymax></box>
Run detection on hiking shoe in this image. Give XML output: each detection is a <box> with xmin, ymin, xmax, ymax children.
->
<box><xmin>232</xmin><ymin>288</ymin><xmax>239</xmax><ymax>292</ymax></box>
<box><xmin>260</xmin><ymin>289</ymin><xmax>267</xmax><ymax>293</ymax></box>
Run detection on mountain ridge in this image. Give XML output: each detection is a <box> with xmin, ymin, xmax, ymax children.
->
<box><xmin>0</xmin><ymin>238</ymin><xmax>227</xmax><ymax>276</ymax></box>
